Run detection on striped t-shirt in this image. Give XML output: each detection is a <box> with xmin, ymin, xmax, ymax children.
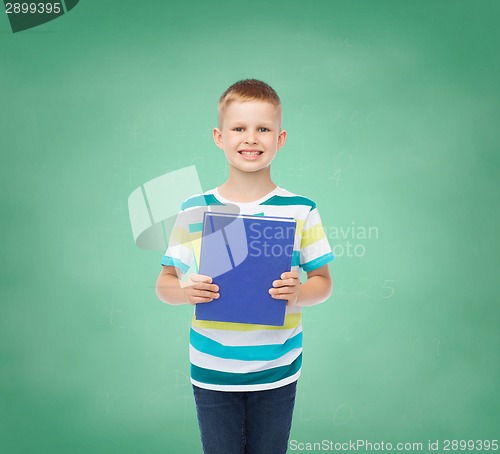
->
<box><xmin>160</xmin><ymin>185</ymin><xmax>334</xmax><ymax>392</ymax></box>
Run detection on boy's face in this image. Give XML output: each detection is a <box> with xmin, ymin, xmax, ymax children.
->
<box><xmin>213</xmin><ymin>100</ymin><xmax>287</xmax><ymax>174</ymax></box>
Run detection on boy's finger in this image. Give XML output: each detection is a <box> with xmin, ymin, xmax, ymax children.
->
<box><xmin>190</xmin><ymin>273</ymin><xmax>213</xmax><ymax>284</ymax></box>
<box><xmin>280</xmin><ymin>271</ymin><xmax>299</xmax><ymax>280</ymax></box>
<box><xmin>273</xmin><ymin>278</ymin><xmax>297</xmax><ymax>287</ymax></box>
<box><xmin>191</xmin><ymin>296</ymin><xmax>214</xmax><ymax>304</ymax></box>
<box><xmin>195</xmin><ymin>290</ymin><xmax>220</xmax><ymax>299</ymax></box>
<box><xmin>269</xmin><ymin>290</ymin><xmax>292</xmax><ymax>299</ymax></box>
<box><xmin>269</xmin><ymin>287</ymin><xmax>292</xmax><ymax>296</ymax></box>
<box><xmin>195</xmin><ymin>283</ymin><xmax>219</xmax><ymax>292</ymax></box>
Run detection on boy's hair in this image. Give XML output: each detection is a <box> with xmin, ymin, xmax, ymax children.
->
<box><xmin>218</xmin><ymin>79</ymin><xmax>282</xmax><ymax>129</ymax></box>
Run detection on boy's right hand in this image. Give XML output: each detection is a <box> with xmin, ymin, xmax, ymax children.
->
<box><xmin>181</xmin><ymin>274</ymin><xmax>219</xmax><ymax>305</ymax></box>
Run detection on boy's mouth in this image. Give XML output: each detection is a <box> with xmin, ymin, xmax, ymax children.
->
<box><xmin>238</xmin><ymin>150</ymin><xmax>263</xmax><ymax>156</ymax></box>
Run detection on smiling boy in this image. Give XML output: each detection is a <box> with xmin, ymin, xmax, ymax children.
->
<box><xmin>156</xmin><ymin>79</ymin><xmax>334</xmax><ymax>453</ymax></box>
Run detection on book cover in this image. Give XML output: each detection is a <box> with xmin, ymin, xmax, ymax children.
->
<box><xmin>195</xmin><ymin>212</ymin><xmax>296</xmax><ymax>326</ymax></box>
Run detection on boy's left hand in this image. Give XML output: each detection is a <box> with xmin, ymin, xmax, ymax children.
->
<box><xmin>269</xmin><ymin>271</ymin><xmax>301</xmax><ymax>306</ymax></box>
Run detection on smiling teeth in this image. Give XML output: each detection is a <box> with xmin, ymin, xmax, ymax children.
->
<box><xmin>240</xmin><ymin>151</ymin><xmax>261</xmax><ymax>155</ymax></box>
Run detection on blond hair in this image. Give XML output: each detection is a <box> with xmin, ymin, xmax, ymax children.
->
<box><xmin>218</xmin><ymin>79</ymin><xmax>282</xmax><ymax>129</ymax></box>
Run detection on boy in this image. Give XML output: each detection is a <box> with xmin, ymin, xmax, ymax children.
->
<box><xmin>156</xmin><ymin>79</ymin><xmax>334</xmax><ymax>453</ymax></box>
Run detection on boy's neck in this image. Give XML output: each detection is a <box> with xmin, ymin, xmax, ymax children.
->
<box><xmin>218</xmin><ymin>166</ymin><xmax>277</xmax><ymax>203</ymax></box>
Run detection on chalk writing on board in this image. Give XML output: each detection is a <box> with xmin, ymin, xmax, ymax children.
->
<box><xmin>330</xmin><ymin>277</ymin><xmax>399</xmax><ymax>300</ymax></box>
<box><xmin>176</xmin><ymin>395</ymin><xmax>194</xmax><ymax>426</ymax></box>
<box><xmin>356</xmin><ymin>277</ymin><xmax>372</xmax><ymax>297</ymax></box>
<box><xmin>105</xmin><ymin>391</ymin><xmax>125</xmax><ymax>414</ymax></box>
<box><xmin>380</xmin><ymin>280</ymin><xmax>398</xmax><ymax>299</ymax></box>
<box><xmin>329</xmin><ymin>150</ymin><xmax>353</xmax><ymax>187</ymax></box>
<box><xmin>175</xmin><ymin>369</ymin><xmax>190</xmax><ymax>387</ymax></box>
<box><xmin>104</xmin><ymin>300</ymin><xmax>126</xmax><ymax>328</ymax></box>
<box><xmin>408</xmin><ymin>331</ymin><xmax>441</xmax><ymax>359</ymax></box>
<box><xmin>333</xmin><ymin>403</ymin><xmax>354</xmax><ymax>425</ymax></box>
<box><xmin>298</xmin><ymin>393</ymin><xmax>315</xmax><ymax>422</ymax></box>
<box><xmin>142</xmin><ymin>392</ymin><xmax>162</xmax><ymax>416</ymax></box>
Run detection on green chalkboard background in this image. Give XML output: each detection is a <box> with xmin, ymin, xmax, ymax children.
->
<box><xmin>1</xmin><ymin>1</ymin><xmax>499</xmax><ymax>452</ymax></box>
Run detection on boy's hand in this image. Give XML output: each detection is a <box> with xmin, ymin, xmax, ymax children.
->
<box><xmin>181</xmin><ymin>273</ymin><xmax>219</xmax><ymax>305</ymax></box>
<box><xmin>269</xmin><ymin>271</ymin><xmax>301</xmax><ymax>306</ymax></box>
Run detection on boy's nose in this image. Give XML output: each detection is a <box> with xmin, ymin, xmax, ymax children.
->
<box><xmin>245</xmin><ymin>134</ymin><xmax>257</xmax><ymax>144</ymax></box>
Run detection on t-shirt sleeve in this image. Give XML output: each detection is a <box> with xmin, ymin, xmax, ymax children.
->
<box><xmin>299</xmin><ymin>205</ymin><xmax>335</xmax><ymax>272</ymax></box>
<box><xmin>160</xmin><ymin>208</ymin><xmax>194</xmax><ymax>275</ymax></box>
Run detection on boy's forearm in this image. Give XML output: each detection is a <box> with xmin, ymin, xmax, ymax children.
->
<box><xmin>295</xmin><ymin>275</ymin><xmax>332</xmax><ymax>307</ymax></box>
<box><xmin>156</xmin><ymin>274</ymin><xmax>188</xmax><ymax>305</ymax></box>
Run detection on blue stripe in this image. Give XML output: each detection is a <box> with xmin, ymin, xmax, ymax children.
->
<box><xmin>161</xmin><ymin>256</ymin><xmax>190</xmax><ymax>274</ymax></box>
<box><xmin>181</xmin><ymin>194</ymin><xmax>225</xmax><ymax>210</ymax></box>
<box><xmin>190</xmin><ymin>329</ymin><xmax>303</xmax><ymax>361</ymax></box>
<box><xmin>291</xmin><ymin>250</ymin><xmax>300</xmax><ymax>266</ymax></box>
<box><xmin>259</xmin><ymin>195</ymin><xmax>316</xmax><ymax>209</ymax></box>
<box><xmin>191</xmin><ymin>353</ymin><xmax>302</xmax><ymax>386</ymax></box>
<box><xmin>301</xmin><ymin>252</ymin><xmax>335</xmax><ymax>272</ymax></box>
<box><xmin>189</xmin><ymin>222</ymin><xmax>203</xmax><ymax>233</ymax></box>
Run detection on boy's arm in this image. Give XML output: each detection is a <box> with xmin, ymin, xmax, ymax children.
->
<box><xmin>155</xmin><ymin>266</ymin><xmax>219</xmax><ymax>306</ymax></box>
<box><xmin>269</xmin><ymin>264</ymin><xmax>332</xmax><ymax>307</ymax></box>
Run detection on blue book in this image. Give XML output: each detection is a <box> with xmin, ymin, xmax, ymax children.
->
<box><xmin>195</xmin><ymin>212</ymin><xmax>297</xmax><ymax>326</ymax></box>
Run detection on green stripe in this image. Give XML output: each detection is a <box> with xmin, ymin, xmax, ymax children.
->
<box><xmin>190</xmin><ymin>329</ymin><xmax>302</xmax><ymax>361</ymax></box>
<box><xmin>181</xmin><ymin>194</ymin><xmax>225</xmax><ymax>210</ymax></box>
<box><xmin>189</xmin><ymin>222</ymin><xmax>203</xmax><ymax>233</ymax></box>
<box><xmin>191</xmin><ymin>353</ymin><xmax>302</xmax><ymax>386</ymax></box>
<box><xmin>260</xmin><ymin>195</ymin><xmax>316</xmax><ymax>210</ymax></box>
<box><xmin>301</xmin><ymin>252</ymin><xmax>334</xmax><ymax>272</ymax></box>
<box><xmin>161</xmin><ymin>256</ymin><xmax>190</xmax><ymax>274</ymax></box>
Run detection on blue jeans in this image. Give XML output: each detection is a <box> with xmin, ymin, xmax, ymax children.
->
<box><xmin>192</xmin><ymin>380</ymin><xmax>297</xmax><ymax>454</ymax></box>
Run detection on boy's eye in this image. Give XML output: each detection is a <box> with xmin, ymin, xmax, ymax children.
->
<box><xmin>232</xmin><ymin>127</ymin><xmax>269</xmax><ymax>132</ymax></box>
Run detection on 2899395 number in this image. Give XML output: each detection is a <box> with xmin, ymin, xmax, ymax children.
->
<box><xmin>443</xmin><ymin>439</ymin><xmax>498</xmax><ymax>451</ymax></box>
<box><xmin>5</xmin><ymin>3</ymin><xmax>61</xmax><ymax>14</ymax></box>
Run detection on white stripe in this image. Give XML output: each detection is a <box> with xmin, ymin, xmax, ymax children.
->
<box><xmin>190</xmin><ymin>370</ymin><xmax>301</xmax><ymax>392</ymax></box>
<box><xmin>252</xmin><ymin>204</ymin><xmax>311</xmax><ymax>218</ymax></box>
<box><xmin>303</xmin><ymin>207</ymin><xmax>322</xmax><ymax>229</ymax></box>
<box><xmin>301</xmin><ymin>239</ymin><xmax>332</xmax><ymax>266</ymax></box>
<box><xmin>285</xmin><ymin>304</ymin><xmax>302</xmax><ymax>315</ymax></box>
<box><xmin>190</xmin><ymin>345</ymin><xmax>303</xmax><ymax>373</ymax></box>
<box><xmin>165</xmin><ymin>243</ymin><xmax>192</xmax><ymax>262</ymax></box>
<box><xmin>191</xmin><ymin>323</ymin><xmax>302</xmax><ymax>346</ymax></box>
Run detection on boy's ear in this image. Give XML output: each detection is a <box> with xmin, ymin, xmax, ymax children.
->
<box><xmin>213</xmin><ymin>128</ymin><xmax>224</xmax><ymax>150</ymax></box>
<box><xmin>277</xmin><ymin>129</ymin><xmax>287</xmax><ymax>150</ymax></box>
